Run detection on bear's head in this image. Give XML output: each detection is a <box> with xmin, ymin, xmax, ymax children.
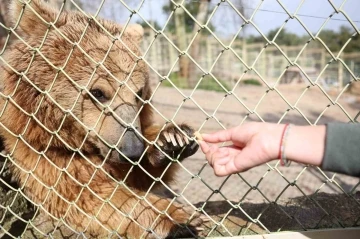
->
<box><xmin>0</xmin><ymin>0</ymin><xmax>151</xmax><ymax>164</ymax></box>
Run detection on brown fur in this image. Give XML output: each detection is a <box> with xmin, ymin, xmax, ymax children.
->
<box><xmin>0</xmin><ymin>1</ymin><xmax>201</xmax><ymax>238</ymax></box>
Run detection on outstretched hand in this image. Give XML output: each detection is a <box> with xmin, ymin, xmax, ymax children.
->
<box><xmin>198</xmin><ymin>123</ymin><xmax>285</xmax><ymax>176</ymax></box>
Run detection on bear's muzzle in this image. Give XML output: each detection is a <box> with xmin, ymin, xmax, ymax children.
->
<box><xmin>119</xmin><ymin>128</ymin><xmax>145</xmax><ymax>163</ymax></box>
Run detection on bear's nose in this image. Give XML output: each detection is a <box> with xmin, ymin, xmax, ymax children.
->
<box><xmin>119</xmin><ymin>128</ymin><xmax>144</xmax><ymax>162</ymax></box>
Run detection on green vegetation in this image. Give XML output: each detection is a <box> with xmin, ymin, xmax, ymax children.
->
<box><xmin>162</xmin><ymin>74</ymin><xmax>263</xmax><ymax>91</ymax></box>
<box><xmin>197</xmin><ymin>76</ymin><xmax>231</xmax><ymax>92</ymax></box>
<box><xmin>162</xmin><ymin>73</ymin><xmax>231</xmax><ymax>92</ymax></box>
<box><xmin>136</xmin><ymin>20</ymin><xmax>162</xmax><ymax>32</ymax></box>
<box><xmin>162</xmin><ymin>2</ymin><xmax>215</xmax><ymax>34</ymax></box>
<box><xmin>318</xmin><ymin>26</ymin><xmax>360</xmax><ymax>53</ymax></box>
<box><xmin>242</xmin><ymin>79</ymin><xmax>262</xmax><ymax>86</ymax></box>
<box><xmin>162</xmin><ymin>73</ymin><xmax>189</xmax><ymax>88</ymax></box>
<box><xmin>246</xmin><ymin>26</ymin><xmax>360</xmax><ymax>53</ymax></box>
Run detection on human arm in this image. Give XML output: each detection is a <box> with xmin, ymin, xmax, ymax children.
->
<box><xmin>198</xmin><ymin>122</ymin><xmax>326</xmax><ymax>176</ymax></box>
<box><xmin>198</xmin><ymin>122</ymin><xmax>327</xmax><ymax>176</ymax></box>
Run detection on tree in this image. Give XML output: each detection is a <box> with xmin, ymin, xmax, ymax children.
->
<box><xmin>246</xmin><ymin>26</ymin><xmax>360</xmax><ymax>53</ymax></box>
<box><xmin>162</xmin><ymin>0</ymin><xmax>246</xmax><ymax>87</ymax></box>
<box><xmin>162</xmin><ymin>1</ymin><xmax>213</xmax><ymax>83</ymax></box>
<box><xmin>319</xmin><ymin>26</ymin><xmax>360</xmax><ymax>53</ymax></box>
<box><xmin>267</xmin><ymin>28</ymin><xmax>306</xmax><ymax>46</ymax></box>
<box><xmin>187</xmin><ymin>0</ymin><xmax>211</xmax><ymax>86</ymax></box>
<box><xmin>137</xmin><ymin>20</ymin><xmax>161</xmax><ymax>30</ymax></box>
<box><xmin>162</xmin><ymin>1</ymin><xmax>215</xmax><ymax>34</ymax></box>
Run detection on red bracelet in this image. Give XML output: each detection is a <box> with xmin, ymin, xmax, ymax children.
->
<box><xmin>278</xmin><ymin>124</ymin><xmax>292</xmax><ymax>166</ymax></box>
<box><xmin>278</xmin><ymin>124</ymin><xmax>289</xmax><ymax>159</ymax></box>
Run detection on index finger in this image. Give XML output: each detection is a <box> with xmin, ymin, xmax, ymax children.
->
<box><xmin>201</xmin><ymin>125</ymin><xmax>251</xmax><ymax>145</ymax></box>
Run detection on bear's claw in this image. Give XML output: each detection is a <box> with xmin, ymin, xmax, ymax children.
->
<box><xmin>156</xmin><ymin>124</ymin><xmax>199</xmax><ymax>162</ymax></box>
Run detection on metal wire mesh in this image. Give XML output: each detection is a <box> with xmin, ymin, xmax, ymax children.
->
<box><xmin>0</xmin><ymin>0</ymin><xmax>359</xmax><ymax>238</ymax></box>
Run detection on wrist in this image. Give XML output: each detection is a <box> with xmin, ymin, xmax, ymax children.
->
<box><xmin>261</xmin><ymin>123</ymin><xmax>288</xmax><ymax>161</ymax></box>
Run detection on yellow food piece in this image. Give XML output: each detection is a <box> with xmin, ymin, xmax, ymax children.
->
<box><xmin>194</xmin><ymin>131</ymin><xmax>203</xmax><ymax>141</ymax></box>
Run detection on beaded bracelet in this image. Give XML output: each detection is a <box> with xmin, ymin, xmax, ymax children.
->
<box><xmin>278</xmin><ymin>124</ymin><xmax>293</xmax><ymax>167</ymax></box>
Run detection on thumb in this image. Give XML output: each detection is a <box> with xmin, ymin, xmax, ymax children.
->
<box><xmin>198</xmin><ymin>140</ymin><xmax>210</xmax><ymax>154</ymax></box>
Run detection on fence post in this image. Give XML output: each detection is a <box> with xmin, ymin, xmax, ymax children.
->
<box><xmin>242</xmin><ymin>39</ymin><xmax>247</xmax><ymax>72</ymax></box>
<box><xmin>169</xmin><ymin>36</ymin><xmax>175</xmax><ymax>74</ymax></box>
<box><xmin>174</xmin><ymin>6</ymin><xmax>189</xmax><ymax>81</ymax></box>
<box><xmin>149</xmin><ymin>24</ymin><xmax>158</xmax><ymax>74</ymax></box>
<box><xmin>263</xmin><ymin>46</ymin><xmax>267</xmax><ymax>81</ymax></box>
<box><xmin>338</xmin><ymin>60</ymin><xmax>343</xmax><ymax>91</ymax></box>
<box><xmin>206</xmin><ymin>37</ymin><xmax>212</xmax><ymax>72</ymax></box>
<box><xmin>350</xmin><ymin>60</ymin><xmax>354</xmax><ymax>76</ymax></box>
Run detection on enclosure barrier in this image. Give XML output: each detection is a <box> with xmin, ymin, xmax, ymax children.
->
<box><xmin>0</xmin><ymin>0</ymin><xmax>359</xmax><ymax>238</ymax></box>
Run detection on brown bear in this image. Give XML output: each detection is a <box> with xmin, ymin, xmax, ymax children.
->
<box><xmin>0</xmin><ymin>0</ymin><xmax>203</xmax><ymax>238</ymax></box>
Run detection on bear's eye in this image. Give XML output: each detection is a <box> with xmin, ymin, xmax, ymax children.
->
<box><xmin>90</xmin><ymin>89</ymin><xmax>107</xmax><ymax>102</ymax></box>
<box><xmin>136</xmin><ymin>88</ymin><xmax>143</xmax><ymax>102</ymax></box>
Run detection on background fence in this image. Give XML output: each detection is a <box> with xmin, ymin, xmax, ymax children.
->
<box><xmin>0</xmin><ymin>0</ymin><xmax>360</xmax><ymax>238</ymax></box>
<box><xmin>144</xmin><ymin>33</ymin><xmax>360</xmax><ymax>91</ymax></box>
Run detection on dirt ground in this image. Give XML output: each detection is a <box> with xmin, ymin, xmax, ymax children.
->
<box><xmin>151</xmin><ymin>83</ymin><xmax>360</xmax><ymax>131</ymax></box>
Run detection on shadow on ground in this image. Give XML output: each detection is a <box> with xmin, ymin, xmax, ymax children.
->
<box><xmin>196</xmin><ymin>191</ymin><xmax>360</xmax><ymax>237</ymax></box>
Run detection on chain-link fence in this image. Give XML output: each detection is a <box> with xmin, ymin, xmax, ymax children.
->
<box><xmin>0</xmin><ymin>0</ymin><xmax>359</xmax><ymax>238</ymax></box>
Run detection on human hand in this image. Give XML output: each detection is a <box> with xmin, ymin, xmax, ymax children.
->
<box><xmin>198</xmin><ymin>122</ymin><xmax>285</xmax><ymax>176</ymax></box>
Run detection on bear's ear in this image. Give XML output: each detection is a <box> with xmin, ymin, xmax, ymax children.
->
<box><xmin>123</xmin><ymin>24</ymin><xmax>144</xmax><ymax>45</ymax></box>
<box><xmin>9</xmin><ymin>0</ymin><xmax>60</xmax><ymax>36</ymax></box>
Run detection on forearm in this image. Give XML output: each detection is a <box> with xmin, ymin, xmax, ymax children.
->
<box><xmin>276</xmin><ymin>123</ymin><xmax>360</xmax><ymax>177</ymax></box>
<box><xmin>199</xmin><ymin>121</ymin><xmax>360</xmax><ymax>177</ymax></box>
<box><xmin>285</xmin><ymin>125</ymin><xmax>326</xmax><ymax>166</ymax></box>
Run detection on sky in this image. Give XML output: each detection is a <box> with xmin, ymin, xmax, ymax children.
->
<box><xmin>89</xmin><ymin>0</ymin><xmax>360</xmax><ymax>38</ymax></box>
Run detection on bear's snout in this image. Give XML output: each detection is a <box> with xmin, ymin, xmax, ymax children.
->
<box><xmin>119</xmin><ymin>128</ymin><xmax>145</xmax><ymax>162</ymax></box>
